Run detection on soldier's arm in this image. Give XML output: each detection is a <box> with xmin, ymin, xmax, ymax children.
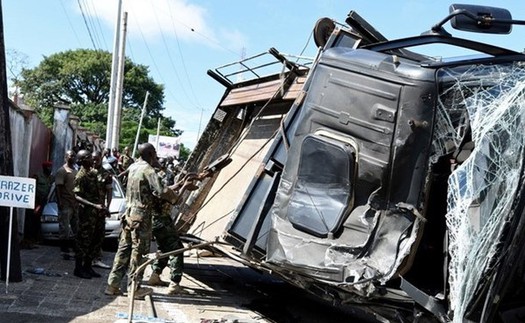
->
<box><xmin>75</xmin><ymin>195</ymin><xmax>105</xmax><ymax>210</ymax></box>
<box><xmin>117</xmin><ymin>168</ymin><xmax>129</xmax><ymax>178</ymax></box>
<box><xmin>148</xmin><ymin>169</ymin><xmax>179</xmax><ymax>203</ymax></box>
<box><xmin>106</xmin><ymin>186</ymin><xmax>113</xmax><ymax>208</ymax></box>
<box><xmin>54</xmin><ymin>170</ymin><xmax>65</xmax><ymax>208</ymax></box>
<box><xmin>74</xmin><ymin>176</ymin><xmax>106</xmax><ymax>210</ymax></box>
<box><xmin>105</xmin><ymin>175</ymin><xmax>113</xmax><ymax>208</ymax></box>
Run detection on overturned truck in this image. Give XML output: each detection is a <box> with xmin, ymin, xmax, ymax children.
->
<box><xmin>177</xmin><ymin>4</ymin><xmax>525</xmax><ymax>322</ymax></box>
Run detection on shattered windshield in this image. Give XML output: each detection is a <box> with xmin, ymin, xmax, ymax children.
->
<box><xmin>432</xmin><ymin>62</ymin><xmax>525</xmax><ymax>321</ymax></box>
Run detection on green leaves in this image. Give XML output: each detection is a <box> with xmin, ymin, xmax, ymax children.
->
<box><xmin>18</xmin><ymin>48</ymin><xmax>185</xmax><ymax>153</ymax></box>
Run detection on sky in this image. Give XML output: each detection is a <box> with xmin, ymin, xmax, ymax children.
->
<box><xmin>3</xmin><ymin>0</ymin><xmax>525</xmax><ymax>150</ymax></box>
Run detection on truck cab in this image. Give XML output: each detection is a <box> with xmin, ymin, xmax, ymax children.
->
<box><xmin>178</xmin><ymin>5</ymin><xmax>525</xmax><ymax>322</ymax></box>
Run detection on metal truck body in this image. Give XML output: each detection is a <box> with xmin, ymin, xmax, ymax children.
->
<box><xmin>178</xmin><ymin>5</ymin><xmax>525</xmax><ymax>322</ymax></box>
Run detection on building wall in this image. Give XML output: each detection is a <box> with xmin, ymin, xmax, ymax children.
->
<box><xmin>51</xmin><ymin>107</ymin><xmax>74</xmax><ymax>175</ymax></box>
<box><xmin>9</xmin><ymin>105</ymin><xmax>33</xmax><ymax>234</ymax></box>
<box><xmin>29</xmin><ymin>117</ymin><xmax>51</xmax><ymax>177</ymax></box>
<box><xmin>8</xmin><ymin>101</ymin><xmax>101</xmax><ymax>237</ymax></box>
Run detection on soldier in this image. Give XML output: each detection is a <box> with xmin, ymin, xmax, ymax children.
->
<box><xmin>118</xmin><ymin>146</ymin><xmax>133</xmax><ymax>172</ymax></box>
<box><xmin>112</xmin><ymin>147</ymin><xmax>120</xmax><ymax>161</ymax></box>
<box><xmin>91</xmin><ymin>150</ymin><xmax>113</xmax><ymax>269</ymax></box>
<box><xmin>146</xmin><ymin>201</ymin><xmax>186</xmax><ymax>294</ymax></box>
<box><xmin>117</xmin><ymin>146</ymin><xmax>134</xmax><ymax>187</ymax></box>
<box><xmin>73</xmin><ymin>150</ymin><xmax>107</xmax><ymax>279</ymax></box>
<box><xmin>55</xmin><ymin>150</ymin><xmax>78</xmax><ymax>260</ymax></box>
<box><xmin>146</xmin><ymin>160</ymin><xmax>204</xmax><ymax>294</ymax></box>
<box><xmin>105</xmin><ymin>143</ymin><xmax>181</xmax><ymax>299</ymax></box>
<box><xmin>156</xmin><ymin>157</ymin><xmax>175</xmax><ymax>186</ymax></box>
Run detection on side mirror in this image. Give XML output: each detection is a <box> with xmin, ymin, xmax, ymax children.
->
<box><xmin>313</xmin><ymin>17</ymin><xmax>335</xmax><ymax>48</ymax></box>
<box><xmin>450</xmin><ymin>4</ymin><xmax>512</xmax><ymax>34</ymax></box>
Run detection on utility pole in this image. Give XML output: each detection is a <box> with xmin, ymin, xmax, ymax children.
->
<box><xmin>0</xmin><ymin>0</ymin><xmax>22</xmax><ymax>282</ymax></box>
<box><xmin>132</xmin><ymin>91</ymin><xmax>149</xmax><ymax>159</ymax></box>
<box><xmin>106</xmin><ymin>0</ymin><xmax>123</xmax><ymax>149</ymax></box>
<box><xmin>110</xmin><ymin>11</ymin><xmax>127</xmax><ymax>150</ymax></box>
<box><xmin>155</xmin><ymin>117</ymin><xmax>161</xmax><ymax>151</ymax></box>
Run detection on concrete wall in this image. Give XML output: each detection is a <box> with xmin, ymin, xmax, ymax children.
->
<box><xmin>51</xmin><ymin>106</ymin><xmax>74</xmax><ymax>174</ymax></box>
<box><xmin>9</xmin><ymin>104</ymin><xmax>33</xmax><ymax>234</ymax></box>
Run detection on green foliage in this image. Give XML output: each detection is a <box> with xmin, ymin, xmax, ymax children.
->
<box><xmin>18</xmin><ymin>48</ymin><xmax>188</xmax><ymax>155</ymax></box>
<box><xmin>178</xmin><ymin>144</ymin><xmax>191</xmax><ymax>161</ymax></box>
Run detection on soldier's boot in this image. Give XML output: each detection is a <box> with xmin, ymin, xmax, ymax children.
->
<box><xmin>130</xmin><ymin>286</ymin><xmax>153</xmax><ymax>300</ymax></box>
<box><xmin>74</xmin><ymin>257</ymin><xmax>92</xmax><ymax>279</ymax></box>
<box><xmin>104</xmin><ymin>285</ymin><xmax>123</xmax><ymax>296</ymax></box>
<box><xmin>167</xmin><ymin>282</ymin><xmax>189</xmax><ymax>295</ymax></box>
<box><xmin>147</xmin><ymin>272</ymin><xmax>169</xmax><ymax>286</ymax></box>
<box><xmin>84</xmin><ymin>258</ymin><xmax>101</xmax><ymax>278</ymax></box>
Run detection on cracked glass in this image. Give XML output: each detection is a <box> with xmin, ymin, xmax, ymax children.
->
<box><xmin>433</xmin><ymin>62</ymin><xmax>525</xmax><ymax>321</ymax></box>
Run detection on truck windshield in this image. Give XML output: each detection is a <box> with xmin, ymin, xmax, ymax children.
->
<box><xmin>433</xmin><ymin>61</ymin><xmax>525</xmax><ymax>319</ymax></box>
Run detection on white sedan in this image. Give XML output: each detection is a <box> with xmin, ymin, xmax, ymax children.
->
<box><xmin>40</xmin><ymin>177</ymin><xmax>126</xmax><ymax>241</ymax></box>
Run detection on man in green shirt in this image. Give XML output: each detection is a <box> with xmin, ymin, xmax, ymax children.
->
<box><xmin>105</xmin><ymin>143</ymin><xmax>180</xmax><ymax>299</ymax></box>
<box><xmin>74</xmin><ymin>150</ymin><xmax>107</xmax><ymax>279</ymax></box>
<box><xmin>55</xmin><ymin>150</ymin><xmax>78</xmax><ymax>260</ymax></box>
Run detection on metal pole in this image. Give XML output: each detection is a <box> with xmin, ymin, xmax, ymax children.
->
<box><xmin>145</xmin><ymin>295</ymin><xmax>157</xmax><ymax>318</ymax></box>
<box><xmin>132</xmin><ymin>91</ymin><xmax>149</xmax><ymax>159</ymax></box>
<box><xmin>155</xmin><ymin>117</ymin><xmax>161</xmax><ymax>151</ymax></box>
<box><xmin>105</xmin><ymin>0</ymin><xmax>122</xmax><ymax>148</ymax></box>
<box><xmin>0</xmin><ymin>0</ymin><xmax>21</xmax><ymax>283</ymax></box>
<box><xmin>127</xmin><ymin>241</ymin><xmax>217</xmax><ymax>321</ymax></box>
<box><xmin>111</xmin><ymin>11</ymin><xmax>128</xmax><ymax>150</ymax></box>
<box><xmin>197</xmin><ymin>107</ymin><xmax>204</xmax><ymax>141</ymax></box>
<box><xmin>5</xmin><ymin>207</ymin><xmax>12</xmax><ymax>293</ymax></box>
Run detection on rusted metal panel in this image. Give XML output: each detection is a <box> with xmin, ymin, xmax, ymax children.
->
<box><xmin>220</xmin><ymin>79</ymin><xmax>284</xmax><ymax>107</ymax></box>
<box><xmin>29</xmin><ymin>117</ymin><xmax>51</xmax><ymax>177</ymax></box>
<box><xmin>282</xmin><ymin>76</ymin><xmax>307</xmax><ymax>100</ymax></box>
<box><xmin>220</xmin><ymin>74</ymin><xmax>307</xmax><ymax>108</ymax></box>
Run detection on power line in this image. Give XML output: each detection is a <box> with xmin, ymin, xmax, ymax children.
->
<box><xmin>59</xmin><ymin>0</ymin><xmax>83</xmax><ymax>47</ymax></box>
<box><xmin>76</xmin><ymin>0</ymin><xmax>98</xmax><ymax>50</ymax></box>
<box><xmin>80</xmin><ymin>0</ymin><xmax>102</xmax><ymax>49</ymax></box>
<box><xmin>165</xmin><ymin>3</ymin><xmax>203</xmax><ymax>110</ymax></box>
<box><xmin>151</xmin><ymin>3</ymin><xmax>199</xmax><ymax>111</ymax></box>
<box><xmin>83</xmin><ymin>0</ymin><xmax>109</xmax><ymax>50</ymax></box>
<box><xmin>126</xmin><ymin>38</ymin><xmax>136</xmax><ymax>62</ymax></box>
<box><xmin>127</xmin><ymin>7</ymin><xmax>194</xmax><ymax>127</ymax></box>
<box><xmin>167</xmin><ymin>13</ymin><xmax>239</xmax><ymax>58</ymax></box>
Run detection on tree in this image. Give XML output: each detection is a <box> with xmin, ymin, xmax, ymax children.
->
<box><xmin>18</xmin><ymin>49</ymin><xmax>183</xmax><ymax>150</ymax></box>
<box><xmin>6</xmin><ymin>48</ymin><xmax>29</xmax><ymax>98</ymax></box>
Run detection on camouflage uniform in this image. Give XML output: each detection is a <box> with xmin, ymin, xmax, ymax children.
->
<box><xmin>118</xmin><ymin>154</ymin><xmax>134</xmax><ymax>187</ymax></box>
<box><xmin>107</xmin><ymin>158</ymin><xmax>178</xmax><ymax>290</ymax></box>
<box><xmin>55</xmin><ymin>164</ymin><xmax>78</xmax><ymax>244</ymax></box>
<box><xmin>151</xmin><ymin>170</ymin><xmax>183</xmax><ymax>284</ymax></box>
<box><xmin>119</xmin><ymin>154</ymin><xmax>134</xmax><ymax>171</ymax></box>
<box><xmin>74</xmin><ymin>166</ymin><xmax>102</xmax><ymax>264</ymax></box>
<box><xmin>92</xmin><ymin>165</ymin><xmax>113</xmax><ymax>260</ymax></box>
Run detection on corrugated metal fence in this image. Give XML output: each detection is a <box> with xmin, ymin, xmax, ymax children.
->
<box><xmin>9</xmin><ymin>100</ymin><xmax>101</xmax><ymax>236</ymax></box>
